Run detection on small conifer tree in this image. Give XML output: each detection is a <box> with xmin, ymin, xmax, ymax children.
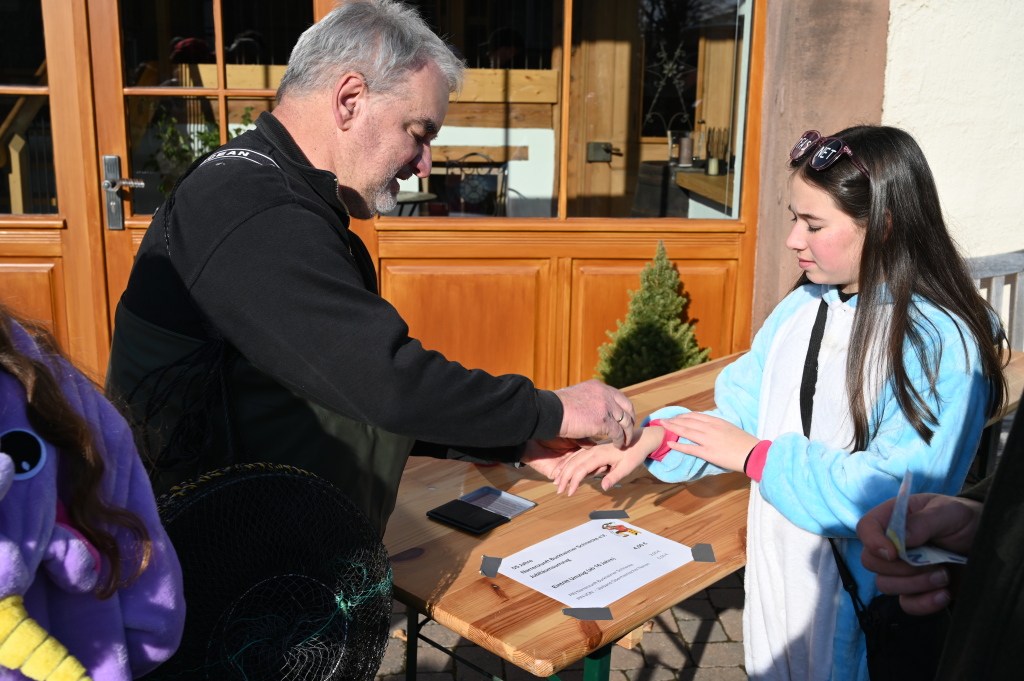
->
<box><xmin>595</xmin><ymin>241</ymin><xmax>710</xmax><ymax>388</ymax></box>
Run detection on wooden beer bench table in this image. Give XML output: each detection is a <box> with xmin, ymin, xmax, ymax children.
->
<box><xmin>384</xmin><ymin>353</ymin><xmax>748</xmax><ymax>680</ymax></box>
<box><xmin>383</xmin><ymin>350</ymin><xmax>1024</xmax><ymax>680</ymax></box>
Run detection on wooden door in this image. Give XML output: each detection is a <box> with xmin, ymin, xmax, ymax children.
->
<box><xmin>0</xmin><ymin>0</ymin><xmax>109</xmax><ymax>376</ymax></box>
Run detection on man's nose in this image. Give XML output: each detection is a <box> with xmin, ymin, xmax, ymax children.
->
<box><xmin>413</xmin><ymin>146</ymin><xmax>433</xmax><ymax>178</ymax></box>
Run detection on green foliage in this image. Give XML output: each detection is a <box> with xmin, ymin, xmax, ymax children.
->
<box><xmin>595</xmin><ymin>241</ymin><xmax>710</xmax><ymax>388</ymax></box>
<box><xmin>145</xmin><ymin>105</ymin><xmax>255</xmax><ymax>194</ymax></box>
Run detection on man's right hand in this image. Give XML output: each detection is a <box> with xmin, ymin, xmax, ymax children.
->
<box><xmin>856</xmin><ymin>492</ymin><xmax>983</xmax><ymax>615</ymax></box>
<box><xmin>554</xmin><ymin>380</ymin><xmax>635</xmax><ymax>449</ymax></box>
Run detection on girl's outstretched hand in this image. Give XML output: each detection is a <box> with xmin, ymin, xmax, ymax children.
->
<box><xmin>553</xmin><ymin>426</ymin><xmax>664</xmax><ymax>496</ymax></box>
<box><xmin>661</xmin><ymin>413</ymin><xmax>758</xmax><ymax>473</ymax></box>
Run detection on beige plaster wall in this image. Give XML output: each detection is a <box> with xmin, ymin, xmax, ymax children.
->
<box><xmin>882</xmin><ymin>0</ymin><xmax>1024</xmax><ymax>259</ymax></box>
<box><xmin>751</xmin><ymin>0</ymin><xmax>889</xmax><ymax>332</ymax></box>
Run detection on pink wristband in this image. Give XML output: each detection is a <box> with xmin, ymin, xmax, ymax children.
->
<box><xmin>744</xmin><ymin>440</ymin><xmax>772</xmax><ymax>481</ymax></box>
<box><xmin>646</xmin><ymin>419</ymin><xmax>677</xmax><ymax>461</ymax></box>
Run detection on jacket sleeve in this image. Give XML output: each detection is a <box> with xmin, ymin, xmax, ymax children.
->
<box><xmin>642</xmin><ymin>291</ymin><xmax>803</xmax><ymax>482</ymax></box>
<box><xmin>186</xmin><ymin>200</ymin><xmax>563</xmax><ymax>449</ymax></box>
<box><xmin>410</xmin><ymin>440</ymin><xmax>524</xmax><ymax>464</ymax></box>
<box><xmin>757</xmin><ymin>316</ymin><xmax>990</xmax><ymax>538</ymax></box>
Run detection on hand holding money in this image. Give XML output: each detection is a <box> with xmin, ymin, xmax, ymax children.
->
<box><xmin>857</xmin><ymin>474</ymin><xmax>983</xmax><ymax>616</ymax></box>
<box><xmin>884</xmin><ymin>471</ymin><xmax>970</xmax><ymax>567</ymax></box>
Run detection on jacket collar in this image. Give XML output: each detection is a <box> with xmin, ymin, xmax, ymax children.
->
<box><xmin>254</xmin><ymin>112</ymin><xmax>351</xmax><ymax>221</ymax></box>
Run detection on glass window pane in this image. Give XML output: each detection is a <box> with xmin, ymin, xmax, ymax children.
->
<box><xmin>121</xmin><ymin>0</ymin><xmax>217</xmax><ymax>88</ymax></box>
<box><xmin>391</xmin><ymin>1</ymin><xmax>561</xmax><ymax>219</ymax></box>
<box><xmin>568</xmin><ymin>0</ymin><xmax>752</xmax><ymax>219</ymax></box>
<box><xmin>127</xmin><ymin>96</ymin><xmax>219</xmax><ymax>214</ymax></box>
<box><xmin>227</xmin><ymin>97</ymin><xmax>274</xmax><ymax>136</ymax></box>
<box><xmin>0</xmin><ymin>95</ymin><xmax>57</xmax><ymax>214</ymax></box>
<box><xmin>0</xmin><ymin>0</ymin><xmax>46</xmax><ymax>86</ymax></box>
<box><xmin>222</xmin><ymin>0</ymin><xmax>312</xmax><ymax>89</ymax></box>
<box><xmin>412</xmin><ymin>0</ymin><xmax>555</xmax><ymax>70</ymax></box>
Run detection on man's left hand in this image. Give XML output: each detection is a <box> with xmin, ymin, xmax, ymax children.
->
<box><xmin>555</xmin><ymin>380</ymin><xmax>635</xmax><ymax>448</ymax></box>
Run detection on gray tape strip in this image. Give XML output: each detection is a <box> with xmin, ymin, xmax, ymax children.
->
<box><xmin>691</xmin><ymin>543</ymin><xmax>716</xmax><ymax>562</ymax></box>
<box><xmin>589</xmin><ymin>510</ymin><xmax>630</xmax><ymax>520</ymax></box>
<box><xmin>480</xmin><ymin>555</ymin><xmax>502</xmax><ymax>577</ymax></box>
<box><xmin>563</xmin><ymin>607</ymin><xmax>614</xmax><ymax>620</ymax></box>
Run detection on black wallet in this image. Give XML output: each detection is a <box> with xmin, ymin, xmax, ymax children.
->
<box><xmin>426</xmin><ymin>499</ymin><xmax>510</xmax><ymax>535</ymax></box>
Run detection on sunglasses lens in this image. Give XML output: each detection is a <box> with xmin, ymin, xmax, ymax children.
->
<box><xmin>791</xmin><ymin>131</ymin><xmax>822</xmax><ymax>160</ymax></box>
<box><xmin>809</xmin><ymin>138</ymin><xmax>845</xmax><ymax>170</ymax></box>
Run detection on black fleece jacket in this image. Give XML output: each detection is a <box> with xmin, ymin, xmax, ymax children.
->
<box><xmin>119</xmin><ymin>112</ymin><xmax>563</xmax><ymax>457</ymax></box>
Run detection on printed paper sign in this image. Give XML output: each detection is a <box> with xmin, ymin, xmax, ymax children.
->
<box><xmin>497</xmin><ymin>519</ymin><xmax>694</xmax><ymax>608</ymax></box>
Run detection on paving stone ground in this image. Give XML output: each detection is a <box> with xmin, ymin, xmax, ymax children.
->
<box><xmin>376</xmin><ymin>569</ymin><xmax>747</xmax><ymax>681</ymax></box>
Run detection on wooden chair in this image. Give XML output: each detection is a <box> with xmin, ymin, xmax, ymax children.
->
<box><xmin>440</xmin><ymin>152</ymin><xmax>508</xmax><ymax>217</ymax></box>
<box><xmin>969</xmin><ymin>249</ymin><xmax>1024</xmax><ymax>351</ymax></box>
<box><xmin>968</xmin><ymin>248</ymin><xmax>1024</xmax><ymax>479</ymax></box>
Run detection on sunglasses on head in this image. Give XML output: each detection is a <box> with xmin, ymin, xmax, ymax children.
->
<box><xmin>791</xmin><ymin>130</ymin><xmax>870</xmax><ymax>179</ymax></box>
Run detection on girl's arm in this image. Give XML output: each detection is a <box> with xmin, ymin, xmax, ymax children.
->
<box><xmin>638</xmin><ymin>289</ymin><xmax>813</xmax><ymax>484</ymax></box>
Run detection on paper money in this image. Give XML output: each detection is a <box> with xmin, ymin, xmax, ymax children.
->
<box><xmin>885</xmin><ymin>470</ymin><xmax>967</xmax><ymax>566</ymax></box>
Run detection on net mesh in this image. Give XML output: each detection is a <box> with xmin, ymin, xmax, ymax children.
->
<box><xmin>142</xmin><ymin>463</ymin><xmax>392</xmax><ymax>681</ymax></box>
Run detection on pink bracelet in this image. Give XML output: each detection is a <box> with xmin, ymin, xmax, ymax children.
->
<box><xmin>645</xmin><ymin>419</ymin><xmax>677</xmax><ymax>461</ymax></box>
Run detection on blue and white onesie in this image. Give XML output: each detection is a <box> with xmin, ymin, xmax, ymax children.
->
<box><xmin>644</xmin><ymin>283</ymin><xmax>990</xmax><ymax>681</ymax></box>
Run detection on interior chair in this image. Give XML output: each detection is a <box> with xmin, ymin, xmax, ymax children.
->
<box><xmin>440</xmin><ymin>152</ymin><xmax>508</xmax><ymax>217</ymax></box>
<box><xmin>967</xmin><ymin>248</ymin><xmax>1024</xmax><ymax>479</ymax></box>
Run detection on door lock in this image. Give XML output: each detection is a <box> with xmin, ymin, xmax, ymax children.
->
<box><xmin>586</xmin><ymin>142</ymin><xmax>623</xmax><ymax>163</ymax></box>
<box><xmin>102</xmin><ymin>155</ymin><xmax>145</xmax><ymax>230</ymax></box>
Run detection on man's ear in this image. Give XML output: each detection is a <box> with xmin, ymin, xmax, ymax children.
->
<box><xmin>332</xmin><ymin>72</ymin><xmax>368</xmax><ymax>131</ymax></box>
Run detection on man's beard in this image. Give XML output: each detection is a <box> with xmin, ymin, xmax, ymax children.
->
<box><xmin>371</xmin><ymin>160</ymin><xmax>407</xmax><ymax>214</ymax></box>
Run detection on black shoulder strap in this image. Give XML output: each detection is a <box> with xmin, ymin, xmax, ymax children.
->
<box><xmin>800</xmin><ymin>298</ymin><xmax>830</xmax><ymax>440</ymax></box>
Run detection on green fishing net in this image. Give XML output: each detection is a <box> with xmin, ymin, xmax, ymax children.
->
<box><xmin>142</xmin><ymin>463</ymin><xmax>392</xmax><ymax>681</ymax></box>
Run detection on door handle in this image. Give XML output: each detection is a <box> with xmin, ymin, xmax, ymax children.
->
<box><xmin>586</xmin><ymin>142</ymin><xmax>623</xmax><ymax>163</ymax></box>
<box><xmin>102</xmin><ymin>155</ymin><xmax>145</xmax><ymax>230</ymax></box>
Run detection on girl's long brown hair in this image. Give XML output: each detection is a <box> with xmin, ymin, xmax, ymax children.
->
<box><xmin>0</xmin><ymin>307</ymin><xmax>152</xmax><ymax>598</ymax></box>
<box><xmin>790</xmin><ymin>126</ymin><xmax>1007</xmax><ymax>451</ymax></box>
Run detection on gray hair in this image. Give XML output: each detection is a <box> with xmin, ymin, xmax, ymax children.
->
<box><xmin>278</xmin><ymin>0</ymin><xmax>464</xmax><ymax>101</ymax></box>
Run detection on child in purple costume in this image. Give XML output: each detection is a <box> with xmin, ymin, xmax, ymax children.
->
<box><xmin>0</xmin><ymin>311</ymin><xmax>184</xmax><ymax>681</ymax></box>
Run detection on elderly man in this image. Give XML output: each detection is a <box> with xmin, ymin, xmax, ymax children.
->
<box><xmin>107</xmin><ymin>0</ymin><xmax>633</xmax><ymax>534</ymax></box>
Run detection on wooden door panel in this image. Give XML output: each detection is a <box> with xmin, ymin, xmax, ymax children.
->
<box><xmin>381</xmin><ymin>259</ymin><xmax>553</xmax><ymax>386</ymax></box>
<box><xmin>569</xmin><ymin>258</ymin><xmax>736</xmax><ymax>385</ymax></box>
<box><xmin>0</xmin><ymin>258</ymin><xmax>69</xmax><ymax>347</ymax></box>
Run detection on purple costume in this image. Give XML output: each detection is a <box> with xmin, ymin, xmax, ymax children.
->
<box><xmin>0</xmin><ymin>323</ymin><xmax>184</xmax><ymax>680</ymax></box>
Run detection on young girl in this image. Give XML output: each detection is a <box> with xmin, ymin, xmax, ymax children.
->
<box><xmin>554</xmin><ymin>126</ymin><xmax>1006</xmax><ymax>681</ymax></box>
<box><xmin>0</xmin><ymin>309</ymin><xmax>184</xmax><ymax>681</ymax></box>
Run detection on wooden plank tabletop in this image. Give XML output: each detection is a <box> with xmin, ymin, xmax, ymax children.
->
<box><xmin>384</xmin><ymin>349</ymin><xmax>1023</xmax><ymax>678</ymax></box>
<box><xmin>385</xmin><ymin>462</ymin><xmax>748</xmax><ymax>677</ymax></box>
<box><xmin>384</xmin><ymin>354</ymin><xmax>747</xmax><ymax>678</ymax></box>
